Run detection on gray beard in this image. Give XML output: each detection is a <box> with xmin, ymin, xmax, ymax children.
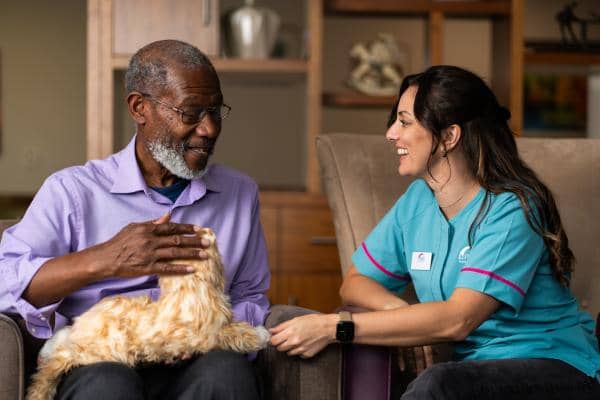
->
<box><xmin>147</xmin><ymin>140</ymin><xmax>207</xmax><ymax>180</ymax></box>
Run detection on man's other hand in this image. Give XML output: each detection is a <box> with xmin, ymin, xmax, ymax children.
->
<box><xmin>94</xmin><ymin>213</ymin><xmax>210</xmax><ymax>278</ymax></box>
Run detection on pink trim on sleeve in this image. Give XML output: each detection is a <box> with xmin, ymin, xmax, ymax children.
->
<box><xmin>460</xmin><ymin>267</ymin><xmax>526</xmax><ymax>297</ymax></box>
<box><xmin>361</xmin><ymin>243</ymin><xmax>410</xmax><ymax>281</ymax></box>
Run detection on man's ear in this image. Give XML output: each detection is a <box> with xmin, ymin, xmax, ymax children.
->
<box><xmin>127</xmin><ymin>91</ymin><xmax>147</xmax><ymax>124</ymax></box>
<box><xmin>443</xmin><ymin>124</ymin><xmax>462</xmax><ymax>155</ymax></box>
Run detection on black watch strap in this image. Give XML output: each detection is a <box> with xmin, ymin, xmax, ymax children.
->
<box><xmin>339</xmin><ymin>311</ymin><xmax>352</xmax><ymax>323</ymax></box>
<box><xmin>336</xmin><ymin>311</ymin><xmax>355</xmax><ymax>343</ymax></box>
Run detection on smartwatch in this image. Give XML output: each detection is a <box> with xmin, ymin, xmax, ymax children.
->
<box><xmin>336</xmin><ymin>311</ymin><xmax>354</xmax><ymax>343</ymax></box>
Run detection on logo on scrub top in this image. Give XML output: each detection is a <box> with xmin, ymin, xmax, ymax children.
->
<box><xmin>458</xmin><ymin>246</ymin><xmax>471</xmax><ymax>264</ymax></box>
<box><xmin>411</xmin><ymin>251</ymin><xmax>432</xmax><ymax>270</ymax></box>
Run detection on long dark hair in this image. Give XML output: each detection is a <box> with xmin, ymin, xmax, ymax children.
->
<box><xmin>388</xmin><ymin>65</ymin><xmax>574</xmax><ymax>285</ymax></box>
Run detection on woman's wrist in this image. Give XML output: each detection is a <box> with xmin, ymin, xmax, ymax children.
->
<box><xmin>325</xmin><ymin>313</ymin><xmax>339</xmax><ymax>343</ymax></box>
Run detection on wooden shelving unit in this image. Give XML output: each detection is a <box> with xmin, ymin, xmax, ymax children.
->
<box><xmin>82</xmin><ymin>0</ymin><xmax>536</xmax><ymax>313</ymax></box>
<box><xmin>322</xmin><ymin>92</ymin><xmax>396</xmax><ymax>108</ymax></box>
<box><xmin>524</xmin><ymin>51</ymin><xmax>600</xmax><ymax>66</ymax></box>
<box><xmin>87</xmin><ymin>0</ymin><xmax>341</xmax><ymax>312</ymax></box>
<box><xmin>89</xmin><ymin>0</ymin><xmax>526</xmax><ymax>191</ymax></box>
<box><xmin>112</xmin><ymin>55</ymin><xmax>309</xmax><ymax>73</ymax></box>
<box><xmin>88</xmin><ymin>0</ymin><xmax>323</xmax><ymax>193</ymax></box>
<box><xmin>321</xmin><ymin>0</ymin><xmax>524</xmax><ymax>132</ymax></box>
<box><xmin>324</xmin><ymin>0</ymin><xmax>510</xmax><ymax>16</ymax></box>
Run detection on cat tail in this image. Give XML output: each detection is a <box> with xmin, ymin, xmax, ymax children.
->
<box><xmin>218</xmin><ymin>322</ymin><xmax>271</xmax><ymax>353</ymax></box>
<box><xmin>26</xmin><ymin>347</ymin><xmax>76</xmax><ymax>400</ymax></box>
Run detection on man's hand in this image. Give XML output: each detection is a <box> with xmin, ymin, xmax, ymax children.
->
<box><xmin>24</xmin><ymin>213</ymin><xmax>212</xmax><ymax>308</ymax></box>
<box><xmin>92</xmin><ymin>213</ymin><xmax>210</xmax><ymax>279</ymax></box>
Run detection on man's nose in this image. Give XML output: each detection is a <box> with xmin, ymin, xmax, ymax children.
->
<box><xmin>195</xmin><ymin>115</ymin><xmax>220</xmax><ymax>138</ymax></box>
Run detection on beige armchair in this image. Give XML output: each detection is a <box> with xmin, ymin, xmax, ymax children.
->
<box><xmin>317</xmin><ymin>133</ymin><xmax>600</xmax><ymax>388</ymax></box>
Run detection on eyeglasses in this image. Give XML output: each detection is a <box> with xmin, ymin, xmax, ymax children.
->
<box><xmin>142</xmin><ymin>94</ymin><xmax>231</xmax><ymax>125</ymax></box>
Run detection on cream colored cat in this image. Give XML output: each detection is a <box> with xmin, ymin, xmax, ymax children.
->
<box><xmin>27</xmin><ymin>228</ymin><xmax>270</xmax><ymax>400</ymax></box>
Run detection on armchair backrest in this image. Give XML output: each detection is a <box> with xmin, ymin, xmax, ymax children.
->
<box><xmin>517</xmin><ymin>138</ymin><xmax>600</xmax><ymax>318</ymax></box>
<box><xmin>317</xmin><ymin>133</ymin><xmax>600</xmax><ymax>318</ymax></box>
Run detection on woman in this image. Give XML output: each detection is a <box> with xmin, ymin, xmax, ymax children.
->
<box><xmin>269</xmin><ymin>65</ymin><xmax>600</xmax><ymax>399</ymax></box>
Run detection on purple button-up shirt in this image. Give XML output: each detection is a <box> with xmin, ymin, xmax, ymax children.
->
<box><xmin>0</xmin><ymin>137</ymin><xmax>270</xmax><ymax>339</ymax></box>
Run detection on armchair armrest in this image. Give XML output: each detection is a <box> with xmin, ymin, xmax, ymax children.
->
<box><xmin>255</xmin><ymin>305</ymin><xmax>341</xmax><ymax>400</ymax></box>
<box><xmin>0</xmin><ymin>313</ymin><xmax>24</xmax><ymax>400</ymax></box>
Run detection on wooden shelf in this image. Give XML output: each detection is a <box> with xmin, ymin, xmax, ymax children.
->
<box><xmin>260</xmin><ymin>191</ymin><xmax>329</xmax><ymax>207</ymax></box>
<box><xmin>322</xmin><ymin>92</ymin><xmax>396</xmax><ymax>108</ymax></box>
<box><xmin>524</xmin><ymin>51</ymin><xmax>600</xmax><ymax>66</ymax></box>
<box><xmin>325</xmin><ymin>0</ymin><xmax>511</xmax><ymax>16</ymax></box>
<box><xmin>213</xmin><ymin>58</ymin><xmax>309</xmax><ymax>73</ymax></box>
<box><xmin>112</xmin><ymin>55</ymin><xmax>308</xmax><ymax>73</ymax></box>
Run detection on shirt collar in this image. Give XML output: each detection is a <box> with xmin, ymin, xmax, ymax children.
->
<box><xmin>191</xmin><ymin>165</ymin><xmax>222</xmax><ymax>194</ymax></box>
<box><xmin>110</xmin><ymin>135</ymin><xmax>222</xmax><ymax>197</ymax></box>
<box><xmin>110</xmin><ymin>136</ymin><xmax>148</xmax><ymax>194</ymax></box>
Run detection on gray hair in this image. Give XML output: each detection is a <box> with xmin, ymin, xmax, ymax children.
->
<box><xmin>125</xmin><ymin>40</ymin><xmax>217</xmax><ymax>96</ymax></box>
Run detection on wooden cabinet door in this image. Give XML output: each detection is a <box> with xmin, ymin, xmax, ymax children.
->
<box><xmin>271</xmin><ymin>273</ymin><xmax>342</xmax><ymax>314</ymax></box>
<box><xmin>280</xmin><ymin>207</ymin><xmax>339</xmax><ymax>274</ymax></box>
<box><xmin>112</xmin><ymin>0</ymin><xmax>219</xmax><ymax>55</ymax></box>
<box><xmin>259</xmin><ymin>193</ymin><xmax>342</xmax><ymax>313</ymax></box>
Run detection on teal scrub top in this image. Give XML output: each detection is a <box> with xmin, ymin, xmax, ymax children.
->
<box><xmin>352</xmin><ymin>179</ymin><xmax>600</xmax><ymax>380</ymax></box>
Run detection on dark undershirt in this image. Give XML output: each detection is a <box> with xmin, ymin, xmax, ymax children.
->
<box><xmin>150</xmin><ymin>178</ymin><xmax>190</xmax><ymax>203</ymax></box>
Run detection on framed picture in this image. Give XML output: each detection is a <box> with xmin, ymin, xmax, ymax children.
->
<box><xmin>523</xmin><ymin>73</ymin><xmax>587</xmax><ymax>131</ymax></box>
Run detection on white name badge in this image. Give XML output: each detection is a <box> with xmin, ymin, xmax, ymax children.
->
<box><xmin>411</xmin><ymin>251</ymin><xmax>432</xmax><ymax>270</ymax></box>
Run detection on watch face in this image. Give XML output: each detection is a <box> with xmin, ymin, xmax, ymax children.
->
<box><xmin>336</xmin><ymin>320</ymin><xmax>355</xmax><ymax>343</ymax></box>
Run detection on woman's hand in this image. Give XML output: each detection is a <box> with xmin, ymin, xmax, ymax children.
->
<box><xmin>269</xmin><ymin>314</ymin><xmax>338</xmax><ymax>358</ymax></box>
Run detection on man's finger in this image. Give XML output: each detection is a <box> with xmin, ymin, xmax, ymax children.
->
<box><xmin>152</xmin><ymin>222</ymin><xmax>200</xmax><ymax>236</ymax></box>
<box><xmin>155</xmin><ymin>235</ymin><xmax>206</xmax><ymax>249</ymax></box>
<box><xmin>200</xmin><ymin>237</ymin><xmax>210</xmax><ymax>248</ymax></box>
<box><xmin>153</xmin><ymin>213</ymin><xmax>171</xmax><ymax>225</ymax></box>
<box><xmin>154</xmin><ymin>248</ymin><xmax>207</xmax><ymax>260</ymax></box>
<box><xmin>148</xmin><ymin>262</ymin><xmax>195</xmax><ymax>275</ymax></box>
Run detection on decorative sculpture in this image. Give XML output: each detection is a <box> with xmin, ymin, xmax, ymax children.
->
<box><xmin>556</xmin><ymin>1</ymin><xmax>600</xmax><ymax>50</ymax></box>
<box><xmin>346</xmin><ymin>33</ymin><xmax>408</xmax><ymax>96</ymax></box>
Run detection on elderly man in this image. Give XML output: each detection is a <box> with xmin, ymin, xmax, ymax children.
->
<box><xmin>0</xmin><ymin>40</ymin><xmax>268</xmax><ymax>399</ymax></box>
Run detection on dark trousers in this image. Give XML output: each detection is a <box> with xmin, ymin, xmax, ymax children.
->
<box><xmin>401</xmin><ymin>358</ymin><xmax>600</xmax><ymax>400</ymax></box>
<box><xmin>54</xmin><ymin>350</ymin><xmax>261</xmax><ymax>400</ymax></box>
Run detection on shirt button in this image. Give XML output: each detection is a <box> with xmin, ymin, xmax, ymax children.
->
<box><xmin>40</xmin><ymin>316</ymin><xmax>47</xmax><ymax>321</ymax></box>
<box><xmin>31</xmin><ymin>327</ymin><xmax>36</xmax><ymax>333</ymax></box>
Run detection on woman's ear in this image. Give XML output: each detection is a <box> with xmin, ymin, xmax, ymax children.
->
<box><xmin>443</xmin><ymin>124</ymin><xmax>462</xmax><ymax>156</ymax></box>
<box><xmin>127</xmin><ymin>92</ymin><xmax>147</xmax><ymax>124</ymax></box>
